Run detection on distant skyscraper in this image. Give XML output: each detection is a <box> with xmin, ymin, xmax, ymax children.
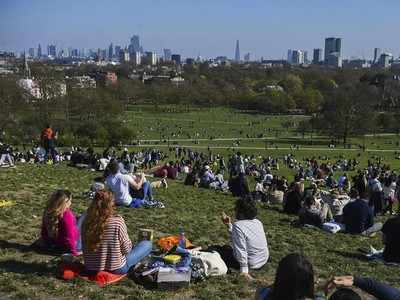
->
<box><xmin>313</xmin><ymin>48</ymin><xmax>323</xmax><ymax>64</ymax></box>
<box><xmin>373</xmin><ymin>48</ymin><xmax>381</xmax><ymax>64</ymax></box>
<box><xmin>234</xmin><ymin>40</ymin><xmax>240</xmax><ymax>62</ymax></box>
<box><xmin>291</xmin><ymin>50</ymin><xmax>304</xmax><ymax>65</ymax></box>
<box><xmin>71</xmin><ymin>49</ymin><xmax>79</xmax><ymax>57</ymax></box>
<box><xmin>115</xmin><ymin>45</ymin><xmax>121</xmax><ymax>59</ymax></box>
<box><xmin>378</xmin><ymin>53</ymin><xmax>393</xmax><ymax>68</ymax></box>
<box><xmin>163</xmin><ymin>48</ymin><xmax>172</xmax><ymax>61</ymax></box>
<box><xmin>37</xmin><ymin>44</ymin><xmax>42</xmax><ymax>58</ymax></box>
<box><xmin>171</xmin><ymin>54</ymin><xmax>181</xmax><ymax>64</ymax></box>
<box><xmin>146</xmin><ymin>51</ymin><xmax>157</xmax><ymax>65</ymax></box>
<box><xmin>287</xmin><ymin>49</ymin><xmax>293</xmax><ymax>62</ymax></box>
<box><xmin>129</xmin><ymin>35</ymin><xmax>140</xmax><ymax>54</ymax></box>
<box><xmin>47</xmin><ymin>44</ymin><xmax>56</xmax><ymax>57</ymax></box>
<box><xmin>132</xmin><ymin>51</ymin><xmax>141</xmax><ymax>65</ymax></box>
<box><xmin>244</xmin><ymin>53</ymin><xmax>250</xmax><ymax>62</ymax></box>
<box><xmin>28</xmin><ymin>48</ymin><xmax>35</xmax><ymax>58</ymax></box>
<box><xmin>108</xmin><ymin>43</ymin><xmax>113</xmax><ymax>60</ymax></box>
<box><xmin>303</xmin><ymin>51</ymin><xmax>308</xmax><ymax>64</ymax></box>
<box><xmin>324</xmin><ymin>37</ymin><xmax>342</xmax><ymax>67</ymax></box>
<box><xmin>123</xmin><ymin>48</ymin><xmax>130</xmax><ymax>62</ymax></box>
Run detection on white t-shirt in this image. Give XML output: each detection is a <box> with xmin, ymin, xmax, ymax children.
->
<box><xmin>105</xmin><ymin>173</ymin><xmax>133</xmax><ymax>206</ymax></box>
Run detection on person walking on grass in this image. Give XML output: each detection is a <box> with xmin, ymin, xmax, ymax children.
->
<box><xmin>41</xmin><ymin>124</ymin><xmax>56</xmax><ymax>162</ymax></box>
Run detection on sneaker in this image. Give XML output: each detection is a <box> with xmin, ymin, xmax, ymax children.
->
<box><xmin>162</xmin><ymin>179</ymin><xmax>168</xmax><ymax>189</ymax></box>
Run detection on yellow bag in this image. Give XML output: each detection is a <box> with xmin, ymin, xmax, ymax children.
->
<box><xmin>163</xmin><ymin>254</ymin><xmax>181</xmax><ymax>264</ymax></box>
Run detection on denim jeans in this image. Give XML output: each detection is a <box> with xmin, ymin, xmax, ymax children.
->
<box><xmin>130</xmin><ymin>181</ymin><xmax>153</xmax><ymax>201</ymax></box>
<box><xmin>112</xmin><ymin>240</ymin><xmax>153</xmax><ymax>274</ymax></box>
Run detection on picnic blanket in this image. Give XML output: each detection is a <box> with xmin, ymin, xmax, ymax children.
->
<box><xmin>59</xmin><ymin>261</ymin><xmax>127</xmax><ymax>287</ymax></box>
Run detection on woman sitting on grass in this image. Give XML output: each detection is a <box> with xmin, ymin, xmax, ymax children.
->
<box><xmin>82</xmin><ymin>190</ymin><xmax>152</xmax><ymax>274</ymax></box>
<box><xmin>220</xmin><ymin>196</ymin><xmax>269</xmax><ymax>279</ymax></box>
<box><xmin>40</xmin><ymin>189</ymin><xmax>80</xmax><ymax>256</ymax></box>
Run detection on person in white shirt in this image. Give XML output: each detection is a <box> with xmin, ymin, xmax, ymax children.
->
<box><xmin>105</xmin><ymin>160</ymin><xmax>149</xmax><ymax>208</ymax></box>
<box><xmin>221</xmin><ymin>196</ymin><xmax>269</xmax><ymax>280</ymax></box>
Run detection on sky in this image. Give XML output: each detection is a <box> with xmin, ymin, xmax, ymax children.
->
<box><xmin>1</xmin><ymin>0</ymin><xmax>400</xmax><ymax>60</ymax></box>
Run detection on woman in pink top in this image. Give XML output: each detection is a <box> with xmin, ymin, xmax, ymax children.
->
<box><xmin>40</xmin><ymin>189</ymin><xmax>80</xmax><ymax>256</ymax></box>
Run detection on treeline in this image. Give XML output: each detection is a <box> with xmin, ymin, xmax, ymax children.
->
<box><xmin>1</xmin><ymin>61</ymin><xmax>400</xmax><ymax>146</ymax></box>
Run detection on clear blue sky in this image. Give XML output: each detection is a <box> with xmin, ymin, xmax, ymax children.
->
<box><xmin>1</xmin><ymin>0</ymin><xmax>399</xmax><ymax>60</ymax></box>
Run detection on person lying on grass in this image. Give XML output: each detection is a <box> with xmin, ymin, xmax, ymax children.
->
<box><xmin>82</xmin><ymin>190</ymin><xmax>152</xmax><ymax>274</ymax></box>
<box><xmin>220</xmin><ymin>196</ymin><xmax>269</xmax><ymax>280</ymax></box>
<box><xmin>105</xmin><ymin>160</ymin><xmax>153</xmax><ymax>208</ymax></box>
<box><xmin>256</xmin><ymin>253</ymin><xmax>400</xmax><ymax>300</ymax></box>
<box><xmin>40</xmin><ymin>189</ymin><xmax>80</xmax><ymax>256</ymax></box>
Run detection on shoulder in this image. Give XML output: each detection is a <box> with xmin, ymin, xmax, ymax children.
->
<box><xmin>107</xmin><ymin>215</ymin><xmax>126</xmax><ymax>227</ymax></box>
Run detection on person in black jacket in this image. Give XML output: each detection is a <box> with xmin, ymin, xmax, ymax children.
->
<box><xmin>283</xmin><ymin>182</ymin><xmax>303</xmax><ymax>214</ymax></box>
<box><xmin>382</xmin><ymin>215</ymin><xmax>400</xmax><ymax>263</ymax></box>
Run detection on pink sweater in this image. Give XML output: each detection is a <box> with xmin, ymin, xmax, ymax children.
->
<box><xmin>41</xmin><ymin>208</ymin><xmax>79</xmax><ymax>256</ymax></box>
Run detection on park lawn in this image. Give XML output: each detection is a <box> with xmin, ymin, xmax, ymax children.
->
<box><xmin>1</xmin><ymin>162</ymin><xmax>399</xmax><ymax>300</ymax></box>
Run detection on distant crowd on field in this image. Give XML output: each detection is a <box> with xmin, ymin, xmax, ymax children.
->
<box><xmin>2</xmin><ymin>125</ymin><xmax>400</xmax><ymax>299</ymax></box>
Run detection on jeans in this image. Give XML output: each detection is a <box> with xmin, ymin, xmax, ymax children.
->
<box><xmin>0</xmin><ymin>154</ymin><xmax>14</xmax><ymax>166</ymax></box>
<box><xmin>130</xmin><ymin>181</ymin><xmax>153</xmax><ymax>201</ymax></box>
<box><xmin>362</xmin><ymin>223</ymin><xmax>383</xmax><ymax>236</ymax></box>
<box><xmin>76</xmin><ymin>213</ymin><xmax>87</xmax><ymax>252</ymax></box>
<box><xmin>112</xmin><ymin>240</ymin><xmax>153</xmax><ymax>274</ymax></box>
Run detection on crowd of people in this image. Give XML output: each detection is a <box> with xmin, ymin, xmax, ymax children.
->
<box><xmin>2</xmin><ymin>124</ymin><xmax>400</xmax><ymax>298</ymax></box>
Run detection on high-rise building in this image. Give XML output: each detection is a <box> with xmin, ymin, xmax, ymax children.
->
<box><xmin>373</xmin><ymin>48</ymin><xmax>381</xmax><ymax>64</ymax></box>
<box><xmin>129</xmin><ymin>35</ymin><xmax>140</xmax><ymax>54</ymax></box>
<box><xmin>303</xmin><ymin>51</ymin><xmax>308</xmax><ymax>64</ymax></box>
<box><xmin>47</xmin><ymin>44</ymin><xmax>57</xmax><ymax>57</ymax></box>
<box><xmin>287</xmin><ymin>49</ymin><xmax>293</xmax><ymax>62</ymax></box>
<box><xmin>378</xmin><ymin>53</ymin><xmax>393</xmax><ymax>68</ymax></box>
<box><xmin>234</xmin><ymin>40</ymin><xmax>240</xmax><ymax>62</ymax></box>
<box><xmin>28</xmin><ymin>48</ymin><xmax>35</xmax><ymax>58</ymax></box>
<box><xmin>171</xmin><ymin>54</ymin><xmax>181</xmax><ymax>65</ymax></box>
<box><xmin>123</xmin><ymin>48</ymin><xmax>130</xmax><ymax>62</ymax></box>
<box><xmin>244</xmin><ymin>53</ymin><xmax>250</xmax><ymax>62</ymax></box>
<box><xmin>313</xmin><ymin>48</ymin><xmax>323</xmax><ymax>64</ymax></box>
<box><xmin>71</xmin><ymin>49</ymin><xmax>79</xmax><ymax>58</ymax></box>
<box><xmin>163</xmin><ymin>48</ymin><xmax>172</xmax><ymax>61</ymax></box>
<box><xmin>37</xmin><ymin>44</ymin><xmax>42</xmax><ymax>58</ymax></box>
<box><xmin>291</xmin><ymin>50</ymin><xmax>304</xmax><ymax>65</ymax></box>
<box><xmin>114</xmin><ymin>46</ymin><xmax>121</xmax><ymax>59</ymax></box>
<box><xmin>324</xmin><ymin>37</ymin><xmax>342</xmax><ymax>67</ymax></box>
<box><xmin>108</xmin><ymin>43</ymin><xmax>113</xmax><ymax>60</ymax></box>
<box><xmin>146</xmin><ymin>51</ymin><xmax>157</xmax><ymax>65</ymax></box>
<box><xmin>132</xmin><ymin>51</ymin><xmax>141</xmax><ymax>65</ymax></box>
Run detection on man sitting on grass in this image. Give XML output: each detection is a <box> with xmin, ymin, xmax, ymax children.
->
<box><xmin>342</xmin><ymin>189</ymin><xmax>382</xmax><ymax>235</ymax></box>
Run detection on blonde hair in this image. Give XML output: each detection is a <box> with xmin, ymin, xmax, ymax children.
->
<box><xmin>43</xmin><ymin>190</ymin><xmax>72</xmax><ymax>239</ymax></box>
<box><xmin>82</xmin><ymin>190</ymin><xmax>114</xmax><ymax>252</ymax></box>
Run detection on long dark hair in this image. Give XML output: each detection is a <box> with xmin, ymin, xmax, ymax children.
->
<box><xmin>271</xmin><ymin>253</ymin><xmax>315</xmax><ymax>300</ymax></box>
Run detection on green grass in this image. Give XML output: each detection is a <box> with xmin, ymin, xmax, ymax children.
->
<box><xmin>1</xmin><ymin>162</ymin><xmax>399</xmax><ymax>300</ymax></box>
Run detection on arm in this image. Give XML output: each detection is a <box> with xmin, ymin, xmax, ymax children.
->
<box><xmin>62</xmin><ymin>210</ymin><xmax>79</xmax><ymax>256</ymax></box>
<box><xmin>231</xmin><ymin>223</ymin><xmax>249</xmax><ymax>273</ymax></box>
<box><xmin>354</xmin><ymin>277</ymin><xmax>400</xmax><ymax>300</ymax></box>
<box><xmin>118</xmin><ymin>218</ymin><xmax>133</xmax><ymax>256</ymax></box>
<box><xmin>126</xmin><ymin>174</ymin><xmax>144</xmax><ymax>190</ymax></box>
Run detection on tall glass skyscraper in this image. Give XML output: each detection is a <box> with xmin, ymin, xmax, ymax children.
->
<box><xmin>234</xmin><ymin>40</ymin><xmax>240</xmax><ymax>62</ymax></box>
<box><xmin>324</xmin><ymin>37</ymin><xmax>342</xmax><ymax>67</ymax></box>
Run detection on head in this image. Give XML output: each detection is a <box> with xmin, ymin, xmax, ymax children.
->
<box><xmin>304</xmin><ymin>196</ymin><xmax>316</xmax><ymax>208</ymax></box>
<box><xmin>82</xmin><ymin>190</ymin><xmax>115</xmax><ymax>252</ymax></box>
<box><xmin>107</xmin><ymin>160</ymin><xmax>120</xmax><ymax>175</ymax></box>
<box><xmin>43</xmin><ymin>190</ymin><xmax>72</xmax><ymax>239</ymax></box>
<box><xmin>271</xmin><ymin>253</ymin><xmax>315</xmax><ymax>300</ymax></box>
<box><xmin>235</xmin><ymin>196</ymin><xmax>257</xmax><ymax>221</ymax></box>
<box><xmin>329</xmin><ymin>288</ymin><xmax>361</xmax><ymax>300</ymax></box>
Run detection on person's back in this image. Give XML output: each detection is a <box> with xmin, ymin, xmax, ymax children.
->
<box><xmin>105</xmin><ymin>172</ymin><xmax>132</xmax><ymax>206</ymax></box>
<box><xmin>284</xmin><ymin>190</ymin><xmax>302</xmax><ymax>214</ymax></box>
<box><xmin>343</xmin><ymin>198</ymin><xmax>373</xmax><ymax>234</ymax></box>
<box><xmin>83</xmin><ymin>215</ymin><xmax>132</xmax><ymax>272</ymax></box>
<box><xmin>232</xmin><ymin>218</ymin><xmax>269</xmax><ymax>272</ymax></box>
<box><xmin>382</xmin><ymin>216</ymin><xmax>400</xmax><ymax>263</ymax></box>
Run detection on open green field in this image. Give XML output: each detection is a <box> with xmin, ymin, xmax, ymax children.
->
<box><xmin>1</xmin><ymin>159</ymin><xmax>399</xmax><ymax>300</ymax></box>
<box><xmin>124</xmin><ymin>105</ymin><xmax>400</xmax><ymax>151</ymax></box>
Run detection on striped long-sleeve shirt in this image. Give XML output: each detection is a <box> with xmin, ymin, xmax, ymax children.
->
<box><xmin>83</xmin><ymin>215</ymin><xmax>132</xmax><ymax>272</ymax></box>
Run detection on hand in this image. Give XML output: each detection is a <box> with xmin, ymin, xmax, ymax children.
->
<box><xmin>221</xmin><ymin>212</ymin><xmax>231</xmax><ymax>226</ymax></box>
<box><xmin>324</xmin><ymin>276</ymin><xmax>354</xmax><ymax>296</ymax></box>
<box><xmin>241</xmin><ymin>273</ymin><xmax>254</xmax><ymax>281</ymax></box>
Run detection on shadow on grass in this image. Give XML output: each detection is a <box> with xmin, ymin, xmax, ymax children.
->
<box><xmin>0</xmin><ymin>259</ymin><xmax>55</xmax><ymax>276</ymax></box>
<box><xmin>0</xmin><ymin>240</ymin><xmax>61</xmax><ymax>257</ymax></box>
<box><xmin>328</xmin><ymin>249</ymin><xmax>370</xmax><ymax>261</ymax></box>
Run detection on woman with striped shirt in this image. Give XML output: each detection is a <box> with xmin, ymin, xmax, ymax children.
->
<box><xmin>82</xmin><ymin>190</ymin><xmax>152</xmax><ymax>274</ymax></box>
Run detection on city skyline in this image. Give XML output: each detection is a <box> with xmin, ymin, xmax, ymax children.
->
<box><xmin>1</xmin><ymin>0</ymin><xmax>400</xmax><ymax>60</ymax></box>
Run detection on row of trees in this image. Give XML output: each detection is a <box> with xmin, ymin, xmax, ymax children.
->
<box><xmin>1</xmin><ymin>61</ymin><xmax>400</xmax><ymax>146</ymax></box>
